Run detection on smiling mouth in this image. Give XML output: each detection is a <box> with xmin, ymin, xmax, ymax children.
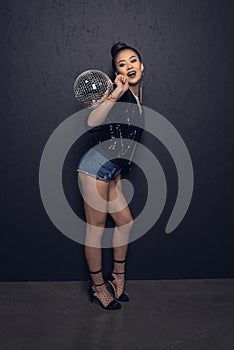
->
<box><xmin>127</xmin><ymin>71</ymin><xmax>136</xmax><ymax>78</ymax></box>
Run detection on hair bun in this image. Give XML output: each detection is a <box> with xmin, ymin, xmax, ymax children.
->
<box><xmin>111</xmin><ymin>42</ymin><xmax>142</xmax><ymax>71</ymax></box>
<box><xmin>111</xmin><ymin>42</ymin><xmax>128</xmax><ymax>58</ymax></box>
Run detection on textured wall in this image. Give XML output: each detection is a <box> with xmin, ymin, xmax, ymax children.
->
<box><xmin>1</xmin><ymin>0</ymin><xmax>234</xmax><ymax>281</ymax></box>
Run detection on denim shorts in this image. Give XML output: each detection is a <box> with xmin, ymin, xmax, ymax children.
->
<box><xmin>76</xmin><ymin>148</ymin><xmax>123</xmax><ymax>183</ymax></box>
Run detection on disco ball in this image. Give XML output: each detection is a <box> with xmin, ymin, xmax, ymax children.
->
<box><xmin>73</xmin><ymin>70</ymin><xmax>114</xmax><ymax>107</ymax></box>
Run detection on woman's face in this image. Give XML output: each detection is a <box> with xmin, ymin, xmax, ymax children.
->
<box><xmin>115</xmin><ymin>49</ymin><xmax>144</xmax><ymax>85</ymax></box>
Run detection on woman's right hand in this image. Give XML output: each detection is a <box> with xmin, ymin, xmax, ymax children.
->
<box><xmin>114</xmin><ymin>74</ymin><xmax>129</xmax><ymax>94</ymax></box>
<box><xmin>87</xmin><ymin>74</ymin><xmax>129</xmax><ymax>127</ymax></box>
<box><xmin>87</xmin><ymin>75</ymin><xmax>129</xmax><ymax>127</ymax></box>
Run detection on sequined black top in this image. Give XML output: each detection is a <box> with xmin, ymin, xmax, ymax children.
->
<box><xmin>85</xmin><ymin>89</ymin><xmax>145</xmax><ymax>167</ymax></box>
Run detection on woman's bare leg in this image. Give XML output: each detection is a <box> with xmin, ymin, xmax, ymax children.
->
<box><xmin>78</xmin><ymin>172</ymin><xmax>109</xmax><ymax>271</ymax></box>
<box><xmin>78</xmin><ymin>172</ymin><xmax>120</xmax><ymax>308</ymax></box>
<box><xmin>107</xmin><ymin>173</ymin><xmax>133</xmax><ymax>299</ymax></box>
<box><xmin>108</xmin><ymin>173</ymin><xmax>133</xmax><ymax>258</ymax></box>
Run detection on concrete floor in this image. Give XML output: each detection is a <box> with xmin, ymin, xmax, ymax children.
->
<box><xmin>0</xmin><ymin>279</ymin><xmax>234</xmax><ymax>350</ymax></box>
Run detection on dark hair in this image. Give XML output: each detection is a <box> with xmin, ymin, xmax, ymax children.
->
<box><xmin>111</xmin><ymin>42</ymin><xmax>142</xmax><ymax>71</ymax></box>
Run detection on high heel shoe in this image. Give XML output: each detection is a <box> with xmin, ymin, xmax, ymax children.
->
<box><xmin>88</xmin><ymin>282</ymin><xmax>121</xmax><ymax>310</ymax></box>
<box><xmin>107</xmin><ymin>273</ymin><xmax>129</xmax><ymax>302</ymax></box>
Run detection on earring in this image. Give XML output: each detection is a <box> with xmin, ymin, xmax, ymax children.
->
<box><xmin>139</xmin><ymin>71</ymin><xmax>144</xmax><ymax>104</ymax></box>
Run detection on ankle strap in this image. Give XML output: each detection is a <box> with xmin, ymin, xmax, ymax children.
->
<box><xmin>114</xmin><ymin>259</ymin><xmax>126</xmax><ymax>263</ymax></box>
<box><xmin>90</xmin><ymin>269</ymin><xmax>102</xmax><ymax>274</ymax></box>
<box><xmin>93</xmin><ymin>281</ymin><xmax>105</xmax><ymax>287</ymax></box>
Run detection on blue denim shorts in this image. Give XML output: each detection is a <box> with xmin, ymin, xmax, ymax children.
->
<box><xmin>76</xmin><ymin>148</ymin><xmax>123</xmax><ymax>183</ymax></box>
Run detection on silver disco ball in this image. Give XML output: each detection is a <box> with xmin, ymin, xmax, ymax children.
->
<box><xmin>73</xmin><ymin>70</ymin><xmax>114</xmax><ymax>107</ymax></box>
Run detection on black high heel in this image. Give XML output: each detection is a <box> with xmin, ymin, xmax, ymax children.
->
<box><xmin>88</xmin><ymin>282</ymin><xmax>121</xmax><ymax>310</ymax></box>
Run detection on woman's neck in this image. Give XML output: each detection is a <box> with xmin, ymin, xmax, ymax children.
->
<box><xmin>129</xmin><ymin>84</ymin><xmax>139</xmax><ymax>96</ymax></box>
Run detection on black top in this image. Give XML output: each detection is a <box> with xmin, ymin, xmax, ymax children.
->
<box><xmin>85</xmin><ymin>89</ymin><xmax>145</xmax><ymax>167</ymax></box>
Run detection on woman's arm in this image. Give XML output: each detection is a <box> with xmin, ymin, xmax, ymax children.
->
<box><xmin>87</xmin><ymin>75</ymin><xmax>129</xmax><ymax>127</ymax></box>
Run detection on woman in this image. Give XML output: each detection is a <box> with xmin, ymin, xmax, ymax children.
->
<box><xmin>77</xmin><ymin>42</ymin><xmax>144</xmax><ymax>310</ymax></box>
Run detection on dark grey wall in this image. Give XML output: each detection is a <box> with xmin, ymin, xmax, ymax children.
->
<box><xmin>1</xmin><ymin>0</ymin><xmax>234</xmax><ymax>281</ymax></box>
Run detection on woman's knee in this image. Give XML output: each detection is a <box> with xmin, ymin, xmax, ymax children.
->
<box><xmin>86</xmin><ymin>213</ymin><xmax>107</xmax><ymax>228</ymax></box>
<box><xmin>114</xmin><ymin>213</ymin><xmax>134</xmax><ymax>228</ymax></box>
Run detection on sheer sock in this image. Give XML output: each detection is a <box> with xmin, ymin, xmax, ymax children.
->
<box><xmin>109</xmin><ymin>259</ymin><xmax>126</xmax><ymax>299</ymax></box>
<box><xmin>90</xmin><ymin>269</ymin><xmax>115</xmax><ymax>308</ymax></box>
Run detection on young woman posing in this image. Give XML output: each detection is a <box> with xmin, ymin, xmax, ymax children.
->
<box><xmin>77</xmin><ymin>42</ymin><xmax>144</xmax><ymax>310</ymax></box>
